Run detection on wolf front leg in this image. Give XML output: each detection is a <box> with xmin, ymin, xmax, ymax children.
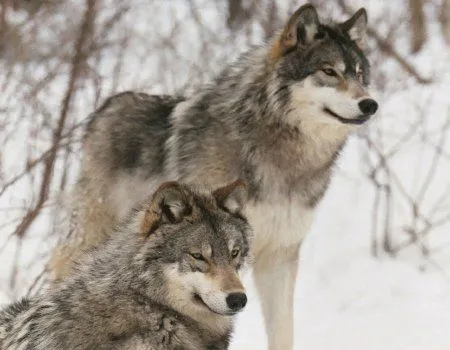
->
<box><xmin>253</xmin><ymin>243</ymin><xmax>301</xmax><ymax>350</ymax></box>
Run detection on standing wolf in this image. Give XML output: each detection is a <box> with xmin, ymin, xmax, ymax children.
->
<box><xmin>52</xmin><ymin>4</ymin><xmax>378</xmax><ymax>349</ymax></box>
<box><xmin>2</xmin><ymin>181</ymin><xmax>251</xmax><ymax>349</ymax></box>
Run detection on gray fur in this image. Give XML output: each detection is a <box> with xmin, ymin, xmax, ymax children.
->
<box><xmin>2</xmin><ymin>182</ymin><xmax>251</xmax><ymax>349</ymax></box>
<box><xmin>51</xmin><ymin>5</ymin><xmax>377</xmax><ymax>350</ymax></box>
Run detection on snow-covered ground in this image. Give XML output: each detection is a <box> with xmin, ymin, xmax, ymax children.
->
<box><xmin>232</xmin><ymin>153</ymin><xmax>450</xmax><ymax>349</ymax></box>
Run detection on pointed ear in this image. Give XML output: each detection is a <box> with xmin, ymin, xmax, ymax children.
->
<box><xmin>273</xmin><ymin>4</ymin><xmax>321</xmax><ymax>59</ymax></box>
<box><xmin>213</xmin><ymin>180</ymin><xmax>248</xmax><ymax>215</ymax></box>
<box><xmin>140</xmin><ymin>182</ymin><xmax>192</xmax><ymax>236</ymax></box>
<box><xmin>340</xmin><ymin>8</ymin><xmax>367</xmax><ymax>48</ymax></box>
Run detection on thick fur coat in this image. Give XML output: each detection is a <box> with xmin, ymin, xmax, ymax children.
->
<box><xmin>51</xmin><ymin>5</ymin><xmax>378</xmax><ymax>349</ymax></box>
<box><xmin>2</xmin><ymin>182</ymin><xmax>251</xmax><ymax>349</ymax></box>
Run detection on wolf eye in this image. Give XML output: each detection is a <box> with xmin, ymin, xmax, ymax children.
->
<box><xmin>355</xmin><ymin>63</ymin><xmax>364</xmax><ymax>82</ymax></box>
<box><xmin>231</xmin><ymin>249</ymin><xmax>240</xmax><ymax>258</ymax></box>
<box><xmin>190</xmin><ymin>253</ymin><xmax>205</xmax><ymax>261</ymax></box>
<box><xmin>322</xmin><ymin>68</ymin><xmax>337</xmax><ymax>77</ymax></box>
<box><xmin>356</xmin><ymin>71</ymin><xmax>363</xmax><ymax>82</ymax></box>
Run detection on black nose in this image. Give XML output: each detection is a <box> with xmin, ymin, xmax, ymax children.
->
<box><xmin>358</xmin><ymin>98</ymin><xmax>378</xmax><ymax>116</ymax></box>
<box><xmin>226</xmin><ymin>292</ymin><xmax>247</xmax><ymax>311</ymax></box>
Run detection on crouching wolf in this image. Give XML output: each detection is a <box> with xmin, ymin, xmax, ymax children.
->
<box><xmin>1</xmin><ymin>181</ymin><xmax>251</xmax><ymax>349</ymax></box>
<box><xmin>52</xmin><ymin>4</ymin><xmax>378</xmax><ymax>350</ymax></box>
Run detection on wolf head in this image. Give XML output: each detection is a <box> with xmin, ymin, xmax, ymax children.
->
<box><xmin>271</xmin><ymin>4</ymin><xmax>377</xmax><ymax>127</ymax></box>
<box><xmin>137</xmin><ymin>180</ymin><xmax>251</xmax><ymax>317</ymax></box>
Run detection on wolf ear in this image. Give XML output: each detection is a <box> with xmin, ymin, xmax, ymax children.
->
<box><xmin>213</xmin><ymin>180</ymin><xmax>248</xmax><ymax>215</ymax></box>
<box><xmin>274</xmin><ymin>4</ymin><xmax>320</xmax><ymax>58</ymax></box>
<box><xmin>140</xmin><ymin>182</ymin><xmax>192</xmax><ymax>236</ymax></box>
<box><xmin>340</xmin><ymin>8</ymin><xmax>367</xmax><ymax>48</ymax></box>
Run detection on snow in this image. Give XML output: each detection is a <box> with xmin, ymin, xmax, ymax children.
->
<box><xmin>231</xmin><ymin>153</ymin><xmax>450</xmax><ymax>349</ymax></box>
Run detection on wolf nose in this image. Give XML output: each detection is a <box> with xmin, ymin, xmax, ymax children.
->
<box><xmin>226</xmin><ymin>292</ymin><xmax>247</xmax><ymax>311</ymax></box>
<box><xmin>358</xmin><ymin>98</ymin><xmax>378</xmax><ymax>116</ymax></box>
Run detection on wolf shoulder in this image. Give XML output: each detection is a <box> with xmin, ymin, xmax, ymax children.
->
<box><xmin>0</xmin><ymin>299</ymin><xmax>223</xmax><ymax>350</ymax></box>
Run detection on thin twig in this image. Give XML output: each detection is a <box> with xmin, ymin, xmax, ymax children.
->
<box><xmin>12</xmin><ymin>0</ymin><xmax>96</xmax><ymax>239</ymax></box>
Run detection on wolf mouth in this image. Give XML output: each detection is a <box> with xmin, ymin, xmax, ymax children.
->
<box><xmin>323</xmin><ymin>107</ymin><xmax>370</xmax><ymax>125</ymax></box>
<box><xmin>193</xmin><ymin>293</ymin><xmax>236</xmax><ymax>316</ymax></box>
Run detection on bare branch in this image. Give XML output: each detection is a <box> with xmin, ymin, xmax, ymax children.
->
<box><xmin>439</xmin><ymin>0</ymin><xmax>450</xmax><ymax>45</ymax></box>
<box><xmin>12</xmin><ymin>0</ymin><xmax>96</xmax><ymax>239</ymax></box>
<box><xmin>409</xmin><ymin>0</ymin><xmax>426</xmax><ymax>53</ymax></box>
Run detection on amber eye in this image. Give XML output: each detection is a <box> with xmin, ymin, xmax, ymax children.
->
<box><xmin>356</xmin><ymin>70</ymin><xmax>363</xmax><ymax>82</ymax></box>
<box><xmin>355</xmin><ymin>62</ymin><xmax>363</xmax><ymax>82</ymax></box>
<box><xmin>322</xmin><ymin>68</ymin><xmax>337</xmax><ymax>76</ymax></box>
<box><xmin>231</xmin><ymin>249</ymin><xmax>240</xmax><ymax>258</ymax></box>
<box><xmin>190</xmin><ymin>253</ymin><xmax>205</xmax><ymax>261</ymax></box>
